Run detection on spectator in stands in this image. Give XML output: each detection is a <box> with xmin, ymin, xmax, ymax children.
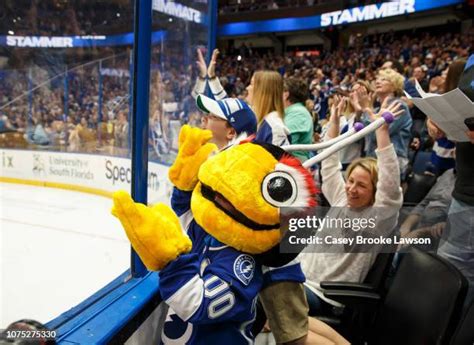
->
<box><xmin>196</xmin><ymin>94</ymin><xmax>257</xmax><ymax>148</ymax></box>
<box><xmin>427</xmin><ymin>57</ymin><xmax>474</xmax><ymax>311</ymax></box>
<box><xmin>429</xmin><ymin>75</ymin><xmax>446</xmax><ymax>94</ymax></box>
<box><xmin>400</xmin><ymin>167</ymin><xmax>455</xmax><ymax>247</ymax></box>
<box><xmin>193</xmin><ymin>47</ymin><xmax>258</xmax><ymax>151</ymax></box>
<box><xmin>305</xmin><ymin>99</ymin><xmax>322</xmax><ymax>143</ymax></box>
<box><xmin>382</xmin><ymin>58</ymin><xmax>418</xmax><ymax>99</ymax></box>
<box><xmin>26</xmin><ymin>117</ymin><xmax>50</xmax><ymax>146</ymax></box>
<box><xmin>149</xmin><ymin>110</ymin><xmax>170</xmax><ymax>160</ymax></box>
<box><xmin>339</xmin><ymin>80</ymin><xmax>373</xmax><ymax>169</ymax></box>
<box><xmin>301</xmin><ymin>97</ymin><xmax>404</xmax><ymax>316</ymax></box>
<box><xmin>429</xmin><ymin>60</ymin><xmax>465</xmax><ymax>176</ymax></box>
<box><xmin>10</xmin><ymin>116</ymin><xmax>26</xmax><ymax>133</ymax></box>
<box><xmin>424</xmin><ymin>53</ymin><xmax>438</xmax><ymax>79</ymax></box>
<box><xmin>46</xmin><ymin>120</ymin><xmax>65</xmax><ymax>147</ymax></box>
<box><xmin>67</xmin><ymin>118</ymin><xmax>81</xmax><ymax>151</ymax></box>
<box><xmin>244</xmin><ymin>70</ymin><xmax>290</xmax><ymax>146</ymax></box>
<box><xmin>283</xmin><ymin>77</ymin><xmax>314</xmax><ymax>161</ymax></box>
<box><xmin>114</xmin><ymin>110</ymin><xmax>129</xmax><ymax>151</ymax></box>
<box><xmin>381</xmin><ymin>59</ymin><xmax>404</xmax><ymax>74</ymax></box>
<box><xmin>207</xmin><ymin>51</ymin><xmax>290</xmax><ymax>146</ymax></box>
<box><xmin>309</xmin><ymin>71</ymin><xmax>332</xmax><ymax>120</ymax></box>
<box><xmin>362</xmin><ymin>68</ymin><xmax>412</xmax><ymax>177</ymax></box>
<box><xmin>75</xmin><ymin>116</ymin><xmax>96</xmax><ymax>151</ymax></box>
<box><xmin>407</xmin><ymin>65</ymin><xmax>430</xmax><ymax>134</ymax></box>
<box><xmin>0</xmin><ymin>114</ymin><xmax>15</xmax><ymax>133</ymax></box>
<box><xmin>411</xmin><ymin>66</ymin><xmax>429</xmax><ymax>92</ymax></box>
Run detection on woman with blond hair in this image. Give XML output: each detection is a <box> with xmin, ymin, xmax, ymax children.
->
<box><xmin>246</xmin><ymin>70</ymin><xmax>290</xmax><ymax>146</ymax></box>
<box><xmin>204</xmin><ymin>50</ymin><xmax>290</xmax><ymax>146</ymax></box>
<box><xmin>355</xmin><ymin>68</ymin><xmax>412</xmax><ymax>176</ymax></box>
<box><xmin>301</xmin><ymin>96</ymin><xmax>404</xmax><ymax>316</ymax></box>
<box><xmin>209</xmin><ymin>68</ymin><xmax>290</xmax><ymax>146</ymax></box>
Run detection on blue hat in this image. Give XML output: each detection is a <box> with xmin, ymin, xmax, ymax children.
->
<box><xmin>196</xmin><ymin>94</ymin><xmax>257</xmax><ymax>136</ymax></box>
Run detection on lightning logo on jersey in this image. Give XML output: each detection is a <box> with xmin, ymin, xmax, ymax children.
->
<box><xmin>233</xmin><ymin>255</ymin><xmax>255</xmax><ymax>286</ymax></box>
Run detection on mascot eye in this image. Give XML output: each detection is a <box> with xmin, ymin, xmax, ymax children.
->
<box><xmin>262</xmin><ymin>172</ymin><xmax>297</xmax><ymax>207</ymax></box>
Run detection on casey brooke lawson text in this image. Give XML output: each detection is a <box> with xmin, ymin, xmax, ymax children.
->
<box><xmin>288</xmin><ymin>234</ymin><xmax>431</xmax><ymax>246</ymax></box>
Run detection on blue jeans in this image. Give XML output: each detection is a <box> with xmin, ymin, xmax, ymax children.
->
<box><xmin>437</xmin><ymin>198</ymin><xmax>474</xmax><ymax>310</ymax></box>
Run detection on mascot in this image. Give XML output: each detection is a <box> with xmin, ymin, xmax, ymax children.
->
<box><xmin>112</xmin><ymin>125</ymin><xmax>317</xmax><ymax>344</ymax></box>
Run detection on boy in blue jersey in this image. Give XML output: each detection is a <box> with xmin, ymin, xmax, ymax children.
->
<box><xmin>200</xmin><ymin>51</ymin><xmax>310</xmax><ymax>344</ymax></box>
<box><xmin>197</xmin><ymin>93</ymin><xmax>310</xmax><ymax>345</ymax></box>
<box><xmin>112</xmin><ymin>95</ymin><xmax>345</xmax><ymax>344</ymax></box>
<box><xmin>159</xmin><ymin>96</ymin><xmax>261</xmax><ymax>344</ymax></box>
<box><xmin>160</xmin><ymin>94</ymin><xmax>317</xmax><ymax>344</ymax></box>
<box><xmin>161</xmin><ymin>186</ymin><xmax>263</xmax><ymax>344</ymax></box>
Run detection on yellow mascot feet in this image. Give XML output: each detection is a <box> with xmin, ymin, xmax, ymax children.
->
<box><xmin>111</xmin><ymin>190</ymin><xmax>192</xmax><ymax>271</ymax></box>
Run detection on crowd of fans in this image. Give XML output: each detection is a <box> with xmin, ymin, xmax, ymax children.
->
<box><xmin>1</xmin><ymin>0</ymin><xmax>132</xmax><ymax>36</ymax></box>
<box><xmin>1</xmin><ymin>25</ymin><xmax>472</xmax><ymax>168</ymax></box>
<box><xmin>0</xmin><ymin>46</ymin><xmax>196</xmax><ymax>164</ymax></box>
<box><xmin>0</xmin><ymin>0</ymin><xmax>385</xmax><ymax>37</ymax></box>
<box><xmin>189</xmin><ymin>23</ymin><xmax>474</xmax><ymax>343</ymax></box>
<box><xmin>216</xmin><ymin>27</ymin><xmax>471</xmax><ymax>101</ymax></box>
<box><xmin>219</xmin><ymin>0</ymin><xmax>323</xmax><ymax>13</ymax></box>
<box><xmin>218</xmin><ymin>0</ymin><xmax>376</xmax><ymax>14</ymax></box>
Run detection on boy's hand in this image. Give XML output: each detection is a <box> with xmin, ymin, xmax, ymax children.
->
<box><xmin>196</xmin><ymin>48</ymin><xmax>207</xmax><ymax>78</ymax></box>
<box><xmin>426</xmin><ymin>118</ymin><xmax>446</xmax><ymax>140</ymax></box>
<box><xmin>207</xmin><ymin>49</ymin><xmax>219</xmax><ymax>78</ymax></box>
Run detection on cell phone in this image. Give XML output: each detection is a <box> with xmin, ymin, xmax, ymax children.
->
<box><xmin>464</xmin><ymin>117</ymin><xmax>474</xmax><ymax>131</ymax></box>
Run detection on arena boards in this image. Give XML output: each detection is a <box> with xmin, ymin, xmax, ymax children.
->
<box><xmin>0</xmin><ymin>149</ymin><xmax>172</xmax><ymax>205</ymax></box>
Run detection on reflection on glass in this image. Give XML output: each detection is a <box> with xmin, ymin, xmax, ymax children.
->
<box><xmin>0</xmin><ymin>0</ymin><xmax>212</xmax><ymax>326</ymax></box>
<box><xmin>1</xmin><ymin>0</ymin><xmax>136</xmax><ymax>158</ymax></box>
<box><xmin>149</xmin><ymin>1</ymin><xmax>209</xmax><ymax>166</ymax></box>
<box><xmin>0</xmin><ymin>0</ymin><xmax>141</xmax><ymax>326</ymax></box>
<box><xmin>1</xmin><ymin>51</ymin><xmax>133</xmax><ymax>157</ymax></box>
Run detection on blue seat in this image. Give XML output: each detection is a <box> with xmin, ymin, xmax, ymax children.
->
<box><xmin>412</xmin><ymin>150</ymin><xmax>432</xmax><ymax>174</ymax></box>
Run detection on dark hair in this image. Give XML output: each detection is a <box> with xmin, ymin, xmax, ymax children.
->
<box><xmin>444</xmin><ymin>59</ymin><xmax>466</xmax><ymax>93</ymax></box>
<box><xmin>1</xmin><ymin>319</ymin><xmax>56</xmax><ymax>344</ymax></box>
<box><xmin>284</xmin><ymin>77</ymin><xmax>309</xmax><ymax>104</ymax></box>
<box><xmin>388</xmin><ymin>59</ymin><xmax>404</xmax><ymax>75</ymax></box>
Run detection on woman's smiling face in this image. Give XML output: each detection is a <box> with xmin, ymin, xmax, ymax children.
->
<box><xmin>345</xmin><ymin>166</ymin><xmax>375</xmax><ymax>209</ymax></box>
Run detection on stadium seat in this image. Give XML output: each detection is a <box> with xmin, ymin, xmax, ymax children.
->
<box><xmin>411</xmin><ymin>150</ymin><xmax>432</xmax><ymax>175</ymax></box>
<box><xmin>320</xmin><ymin>253</ymin><xmax>395</xmax><ymax>296</ymax></box>
<box><xmin>450</xmin><ymin>300</ymin><xmax>474</xmax><ymax>345</ymax></box>
<box><xmin>317</xmin><ymin>252</ymin><xmax>395</xmax><ymax>340</ymax></box>
<box><xmin>403</xmin><ymin>172</ymin><xmax>437</xmax><ymax>207</ymax></box>
<box><xmin>324</xmin><ymin>246</ymin><xmax>468</xmax><ymax>345</ymax></box>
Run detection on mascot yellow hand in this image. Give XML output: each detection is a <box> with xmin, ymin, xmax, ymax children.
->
<box><xmin>168</xmin><ymin>124</ymin><xmax>217</xmax><ymax>191</ymax></box>
<box><xmin>111</xmin><ymin>190</ymin><xmax>192</xmax><ymax>271</ymax></box>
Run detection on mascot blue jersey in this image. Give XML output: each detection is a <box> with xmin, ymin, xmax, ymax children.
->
<box><xmin>159</xmin><ymin>188</ymin><xmax>263</xmax><ymax>344</ymax></box>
